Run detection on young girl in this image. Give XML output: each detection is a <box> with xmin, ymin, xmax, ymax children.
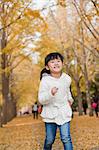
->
<box><xmin>38</xmin><ymin>52</ymin><xmax>74</xmax><ymax>150</ymax></box>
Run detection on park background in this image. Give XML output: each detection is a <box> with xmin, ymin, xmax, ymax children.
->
<box><xmin>0</xmin><ymin>0</ymin><xmax>99</xmax><ymax>149</ymax></box>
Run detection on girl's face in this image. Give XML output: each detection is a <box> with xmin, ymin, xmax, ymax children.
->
<box><xmin>46</xmin><ymin>57</ymin><xmax>63</xmax><ymax>74</ymax></box>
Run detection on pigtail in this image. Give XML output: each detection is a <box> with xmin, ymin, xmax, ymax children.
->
<box><xmin>40</xmin><ymin>68</ymin><xmax>50</xmax><ymax>80</ymax></box>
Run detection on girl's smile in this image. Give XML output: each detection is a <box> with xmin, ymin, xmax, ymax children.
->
<box><xmin>46</xmin><ymin>58</ymin><xmax>63</xmax><ymax>78</ymax></box>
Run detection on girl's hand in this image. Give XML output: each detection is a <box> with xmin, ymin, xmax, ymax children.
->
<box><xmin>51</xmin><ymin>87</ymin><xmax>58</xmax><ymax>96</ymax></box>
<box><xmin>68</xmin><ymin>100</ymin><xmax>72</xmax><ymax>107</ymax></box>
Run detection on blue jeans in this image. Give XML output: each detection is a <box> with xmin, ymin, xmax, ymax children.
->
<box><xmin>44</xmin><ymin>122</ymin><xmax>73</xmax><ymax>150</ymax></box>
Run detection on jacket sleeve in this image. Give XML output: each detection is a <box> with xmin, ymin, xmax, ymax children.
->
<box><xmin>38</xmin><ymin>78</ymin><xmax>55</xmax><ymax>105</ymax></box>
<box><xmin>67</xmin><ymin>76</ymin><xmax>74</xmax><ymax>104</ymax></box>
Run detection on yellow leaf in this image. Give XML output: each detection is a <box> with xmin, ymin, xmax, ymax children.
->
<box><xmin>24</xmin><ymin>9</ymin><xmax>40</xmax><ymax>18</ymax></box>
<box><xmin>3</xmin><ymin>0</ymin><xmax>13</xmax><ymax>2</ymax></box>
<box><xmin>58</xmin><ymin>0</ymin><xmax>66</xmax><ymax>7</ymax></box>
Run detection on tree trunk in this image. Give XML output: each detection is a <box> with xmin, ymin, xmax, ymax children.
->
<box><xmin>1</xmin><ymin>30</ymin><xmax>10</xmax><ymax>124</ymax></box>
<box><xmin>1</xmin><ymin>29</ymin><xmax>16</xmax><ymax>125</ymax></box>
<box><xmin>1</xmin><ymin>73</ymin><xmax>10</xmax><ymax>124</ymax></box>
<box><xmin>84</xmin><ymin>71</ymin><xmax>93</xmax><ymax>116</ymax></box>
<box><xmin>0</xmin><ymin>107</ymin><xmax>3</xmax><ymax>127</ymax></box>
<box><xmin>75</xmin><ymin>81</ymin><xmax>83</xmax><ymax>115</ymax></box>
<box><xmin>79</xmin><ymin>2</ymin><xmax>92</xmax><ymax>116</ymax></box>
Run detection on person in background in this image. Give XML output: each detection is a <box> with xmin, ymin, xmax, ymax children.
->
<box><xmin>38</xmin><ymin>52</ymin><xmax>74</xmax><ymax>150</ymax></box>
<box><xmin>92</xmin><ymin>94</ymin><xmax>99</xmax><ymax>117</ymax></box>
<box><xmin>82</xmin><ymin>99</ymin><xmax>88</xmax><ymax>115</ymax></box>
<box><xmin>32</xmin><ymin>102</ymin><xmax>38</xmax><ymax>119</ymax></box>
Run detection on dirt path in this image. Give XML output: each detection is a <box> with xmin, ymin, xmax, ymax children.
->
<box><xmin>0</xmin><ymin>114</ymin><xmax>99</xmax><ymax>150</ymax></box>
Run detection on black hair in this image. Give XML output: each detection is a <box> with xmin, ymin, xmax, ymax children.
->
<box><xmin>45</xmin><ymin>52</ymin><xmax>64</xmax><ymax>66</ymax></box>
<box><xmin>40</xmin><ymin>68</ymin><xmax>50</xmax><ymax>80</ymax></box>
<box><xmin>40</xmin><ymin>52</ymin><xmax>64</xmax><ymax>80</ymax></box>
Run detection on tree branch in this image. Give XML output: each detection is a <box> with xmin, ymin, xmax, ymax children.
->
<box><xmin>90</xmin><ymin>0</ymin><xmax>99</xmax><ymax>14</ymax></box>
<box><xmin>0</xmin><ymin>1</ymin><xmax>31</xmax><ymax>31</ymax></box>
<box><xmin>72</xmin><ymin>1</ymin><xmax>98</xmax><ymax>41</ymax></box>
<box><xmin>74</xmin><ymin>38</ymin><xmax>99</xmax><ymax>58</ymax></box>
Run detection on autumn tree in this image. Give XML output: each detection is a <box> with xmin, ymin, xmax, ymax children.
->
<box><xmin>11</xmin><ymin>58</ymin><xmax>40</xmax><ymax>112</ymax></box>
<box><xmin>0</xmin><ymin>0</ymin><xmax>46</xmax><ymax>125</ymax></box>
<box><xmin>72</xmin><ymin>0</ymin><xmax>99</xmax><ymax>115</ymax></box>
<box><xmin>38</xmin><ymin>0</ymin><xmax>98</xmax><ymax>115</ymax></box>
<box><xmin>55</xmin><ymin>0</ymin><xmax>99</xmax><ymax>115</ymax></box>
<box><xmin>42</xmin><ymin>3</ymin><xmax>83</xmax><ymax>115</ymax></box>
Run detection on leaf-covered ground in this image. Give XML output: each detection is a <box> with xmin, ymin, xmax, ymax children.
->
<box><xmin>0</xmin><ymin>113</ymin><xmax>99</xmax><ymax>150</ymax></box>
